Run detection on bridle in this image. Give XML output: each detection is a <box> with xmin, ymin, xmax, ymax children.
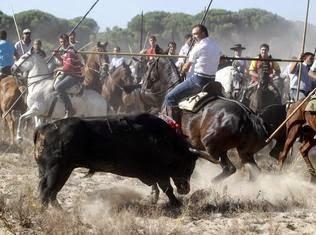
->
<box><xmin>141</xmin><ymin>58</ymin><xmax>182</xmax><ymax>96</ymax></box>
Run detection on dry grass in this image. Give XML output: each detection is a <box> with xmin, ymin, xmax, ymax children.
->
<box><xmin>0</xmin><ymin>134</ymin><xmax>316</xmax><ymax>234</ymax></box>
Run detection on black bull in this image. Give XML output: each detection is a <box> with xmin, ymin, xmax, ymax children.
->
<box><xmin>34</xmin><ymin>113</ymin><xmax>202</xmax><ymax>207</ymax></box>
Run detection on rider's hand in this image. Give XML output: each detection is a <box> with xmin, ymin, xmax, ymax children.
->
<box><xmin>298</xmin><ymin>53</ymin><xmax>304</xmax><ymax>61</ymax></box>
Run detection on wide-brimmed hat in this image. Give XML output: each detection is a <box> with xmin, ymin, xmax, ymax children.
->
<box><xmin>230</xmin><ymin>43</ymin><xmax>246</xmax><ymax>51</ymax></box>
<box><xmin>23</xmin><ymin>28</ymin><xmax>31</xmax><ymax>34</ymax></box>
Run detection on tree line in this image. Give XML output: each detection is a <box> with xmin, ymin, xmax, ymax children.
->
<box><xmin>0</xmin><ymin>8</ymin><xmax>315</xmax><ymax>57</ymax></box>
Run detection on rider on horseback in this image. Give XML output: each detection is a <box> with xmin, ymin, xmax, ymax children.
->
<box><xmin>53</xmin><ymin>34</ymin><xmax>83</xmax><ymax>118</ymax></box>
<box><xmin>0</xmin><ymin>30</ymin><xmax>15</xmax><ymax>78</ymax></box>
<box><xmin>164</xmin><ymin>24</ymin><xmax>221</xmax><ymax>126</ymax></box>
<box><xmin>243</xmin><ymin>43</ymin><xmax>281</xmax><ymax>101</ymax></box>
<box><xmin>109</xmin><ymin>46</ymin><xmax>125</xmax><ymax>73</ymax></box>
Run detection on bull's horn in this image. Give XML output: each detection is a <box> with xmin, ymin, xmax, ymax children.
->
<box><xmin>189</xmin><ymin>148</ymin><xmax>219</xmax><ymax>164</ymax></box>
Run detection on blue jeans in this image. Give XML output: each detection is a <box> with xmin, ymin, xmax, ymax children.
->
<box><xmin>165</xmin><ymin>74</ymin><xmax>211</xmax><ymax>106</ymax></box>
<box><xmin>55</xmin><ymin>75</ymin><xmax>80</xmax><ymax>92</ymax></box>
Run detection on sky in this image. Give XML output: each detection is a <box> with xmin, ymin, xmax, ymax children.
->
<box><xmin>1</xmin><ymin>0</ymin><xmax>315</xmax><ymax>31</ymax></box>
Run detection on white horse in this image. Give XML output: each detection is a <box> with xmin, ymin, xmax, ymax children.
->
<box><xmin>12</xmin><ymin>51</ymin><xmax>108</xmax><ymax>142</ymax></box>
<box><xmin>215</xmin><ymin>65</ymin><xmax>244</xmax><ymax>99</ymax></box>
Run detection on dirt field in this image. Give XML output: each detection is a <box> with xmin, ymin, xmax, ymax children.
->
<box><xmin>0</xmin><ymin>138</ymin><xmax>316</xmax><ymax>234</ymax></box>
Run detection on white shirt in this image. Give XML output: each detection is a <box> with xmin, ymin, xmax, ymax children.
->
<box><xmin>175</xmin><ymin>43</ymin><xmax>190</xmax><ymax>67</ymax></box>
<box><xmin>14</xmin><ymin>40</ymin><xmax>32</xmax><ymax>59</ymax></box>
<box><xmin>189</xmin><ymin>37</ymin><xmax>221</xmax><ymax>76</ymax></box>
<box><xmin>287</xmin><ymin>63</ymin><xmax>312</xmax><ymax>92</ymax></box>
<box><xmin>110</xmin><ymin>56</ymin><xmax>125</xmax><ymax>69</ymax></box>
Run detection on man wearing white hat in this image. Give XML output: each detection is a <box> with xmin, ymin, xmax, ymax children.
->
<box><xmin>14</xmin><ymin>28</ymin><xmax>32</xmax><ymax>60</ymax></box>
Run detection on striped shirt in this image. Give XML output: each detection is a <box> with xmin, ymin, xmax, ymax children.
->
<box><xmin>61</xmin><ymin>47</ymin><xmax>82</xmax><ymax>77</ymax></box>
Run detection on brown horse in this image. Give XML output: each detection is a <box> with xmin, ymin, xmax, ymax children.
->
<box><xmin>126</xmin><ymin>58</ymin><xmax>286</xmax><ymax>183</ymax></box>
<box><xmin>278</xmin><ymin>100</ymin><xmax>316</xmax><ymax>182</ymax></box>
<box><xmin>83</xmin><ymin>42</ymin><xmax>109</xmax><ymax>93</ymax></box>
<box><xmin>0</xmin><ymin>76</ymin><xmax>26</xmax><ymax>144</ymax></box>
<box><xmin>101</xmin><ymin>63</ymin><xmax>134</xmax><ymax>113</ymax></box>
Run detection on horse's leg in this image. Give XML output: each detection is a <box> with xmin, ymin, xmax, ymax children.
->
<box><xmin>150</xmin><ymin>183</ymin><xmax>160</xmax><ymax>204</ymax></box>
<box><xmin>278</xmin><ymin>123</ymin><xmax>302</xmax><ymax>169</ymax></box>
<box><xmin>212</xmin><ymin>152</ymin><xmax>236</xmax><ymax>183</ymax></box>
<box><xmin>16</xmin><ymin>108</ymin><xmax>39</xmax><ymax>142</ymax></box>
<box><xmin>299</xmin><ymin>138</ymin><xmax>316</xmax><ymax>183</ymax></box>
<box><xmin>5</xmin><ymin>113</ymin><xmax>15</xmax><ymax>145</ymax></box>
<box><xmin>238</xmin><ymin>151</ymin><xmax>261</xmax><ymax>181</ymax></box>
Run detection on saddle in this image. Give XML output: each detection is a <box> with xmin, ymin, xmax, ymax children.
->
<box><xmin>178</xmin><ymin>81</ymin><xmax>224</xmax><ymax>113</ymax></box>
<box><xmin>53</xmin><ymin>73</ymin><xmax>83</xmax><ymax>96</ymax></box>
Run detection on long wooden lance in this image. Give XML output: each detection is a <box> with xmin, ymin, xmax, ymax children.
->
<box><xmin>11</xmin><ymin>6</ymin><xmax>24</xmax><ymax>55</ymax></box>
<box><xmin>266</xmin><ymin>0</ymin><xmax>311</xmax><ymax>142</ymax></box>
<box><xmin>266</xmin><ymin>87</ymin><xmax>316</xmax><ymax>143</ymax></box>
<box><xmin>181</xmin><ymin>0</ymin><xmax>215</xmax><ymax>73</ymax></box>
<box><xmin>47</xmin><ymin>0</ymin><xmax>100</xmax><ymax>63</ymax></box>
<box><xmin>77</xmin><ymin>51</ymin><xmax>188</xmax><ymax>58</ymax></box>
<box><xmin>222</xmin><ymin>56</ymin><xmax>302</xmax><ymax>63</ymax></box>
<box><xmin>296</xmin><ymin>0</ymin><xmax>310</xmax><ymax>101</ymax></box>
<box><xmin>140</xmin><ymin>11</ymin><xmax>144</xmax><ymax>51</ymax></box>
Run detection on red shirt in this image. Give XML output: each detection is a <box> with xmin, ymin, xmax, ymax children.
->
<box><xmin>61</xmin><ymin>48</ymin><xmax>82</xmax><ymax>77</ymax></box>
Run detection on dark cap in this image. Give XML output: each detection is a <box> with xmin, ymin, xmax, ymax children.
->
<box><xmin>230</xmin><ymin>43</ymin><xmax>246</xmax><ymax>51</ymax></box>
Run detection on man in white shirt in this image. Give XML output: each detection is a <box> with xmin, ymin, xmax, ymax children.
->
<box><xmin>176</xmin><ymin>34</ymin><xmax>194</xmax><ymax>77</ymax></box>
<box><xmin>164</xmin><ymin>24</ymin><xmax>221</xmax><ymax>124</ymax></box>
<box><xmin>288</xmin><ymin>52</ymin><xmax>314</xmax><ymax>101</ymax></box>
<box><xmin>14</xmin><ymin>28</ymin><xmax>32</xmax><ymax>60</ymax></box>
<box><xmin>109</xmin><ymin>46</ymin><xmax>125</xmax><ymax>73</ymax></box>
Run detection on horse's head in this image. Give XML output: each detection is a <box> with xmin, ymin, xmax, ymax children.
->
<box><xmin>258</xmin><ymin>62</ymin><xmax>271</xmax><ymax>87</ymax></box>
<box><xmin>12</xmin><ymin>50</ymin><xmax>49</xmax><ymax>80</ymax></box>
<box><xmin>143</xmin><ymin>58</ymin><xmax>180</xmax><ymax>91</ymax></box>
<box><xmin>130</xmin><ymin>57</ymin><xmax>147</xmax><ymax>83</ymax></box>
<box><xmin>12</xmin><ymin>51</ymin><xmax>34</xmax><ymax>75</ymax></box>
<box><xmin>111</xmin><ymin>62</ymin><xmax>133</xmax><ymax>87</ymax></box>
<box><xmin>96</xmin><ymin>41</ymin><xmax>109</xmax><ymax>72</ymax></box>
<box><xmin>140</xmin><ymin>58</ymin><xmax>181</xmax><ymax>108</ymax></box>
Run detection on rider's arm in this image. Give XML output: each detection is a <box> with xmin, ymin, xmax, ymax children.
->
<box><xmin>309</xmin><ymin>61</ymin><xmax>316</xmax><ymax>79</ymax></box>
<box><xmin>181</xmin><ymin>61</ymin><xmax>192</xmax><ymax>74</ymax></box>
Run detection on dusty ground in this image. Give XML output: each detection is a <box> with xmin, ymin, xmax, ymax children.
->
<box><xmin>0</xmin><ymin>138</ymin><xmax>316</xmax><ymax>234</ymax></box>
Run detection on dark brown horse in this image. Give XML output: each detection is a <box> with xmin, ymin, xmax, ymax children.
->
<box><xmin>101</xmin><ymin>63</ymin><xmax>134</xmax><ymax>113</ymax></box>
<box><xmin>242</xmin><ymin>68</ymin><xmax>282</xmax><ymax>113</ymax></box>
<box><xmin>126</xmin><ymin>58</ymin><xmax>286</xmax><ymax>183</ymax></box>
<box><xmin>278</xmin><ymin>99</ymin><xmax>316</xmax><ymax>183</ymax></box>
<box><xmin>0</xmin><ymin>76</ymin><xmax>26</xmax><ymax>144</ymax></box>
<box><xmin>83</xmin><ymin>42</ymin><xmax>109</xmax><ymax>93</ymax></box>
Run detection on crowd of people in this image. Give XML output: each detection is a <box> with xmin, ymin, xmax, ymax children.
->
<box><xmin>1</xmin><ymin>24</ymin><xmax>316</xmax><ymax>122</ymax></box>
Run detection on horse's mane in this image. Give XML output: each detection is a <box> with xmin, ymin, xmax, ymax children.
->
<box><xmin>142</xmin><ymin>57</ymin><xmax>181</xmax><ymax>92</ymax></box>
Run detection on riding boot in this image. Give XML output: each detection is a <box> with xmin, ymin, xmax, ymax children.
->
<box><xmin>166</xmin><ymin>106</ymin><xmax>181</xmax><ymax>126</ymax></box>
<box><xmin>59</xmin><ymin>93</ymin><xmax>75</xmax><ymax>118</ymax></box>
